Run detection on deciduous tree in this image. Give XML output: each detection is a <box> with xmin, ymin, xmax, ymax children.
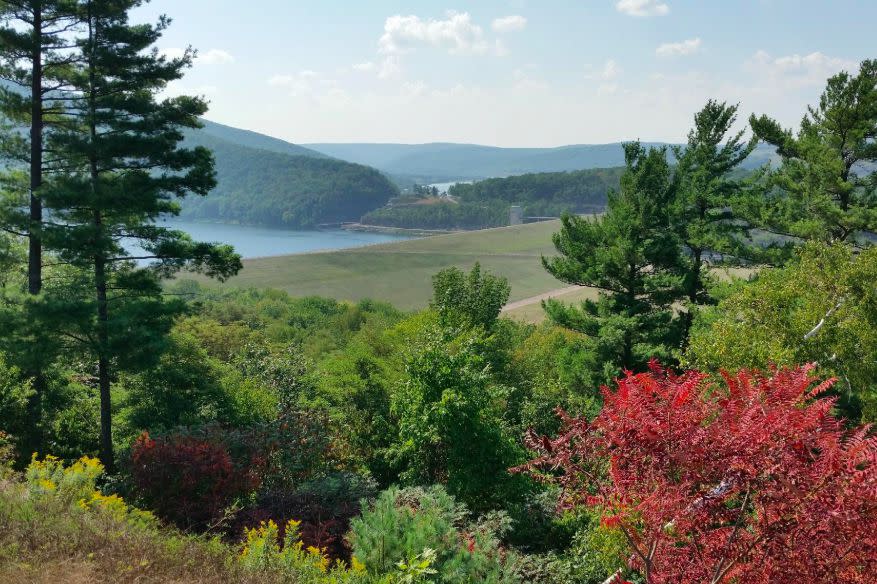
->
<box><xmin>430</xmin><ymin>262</ymin><xmax>510</xmax><ymax>331</ymax></box>
<box><xmin>516</xmin><ymin>364</ymin><xmax>877</xmax><ymax>583</ymax></box>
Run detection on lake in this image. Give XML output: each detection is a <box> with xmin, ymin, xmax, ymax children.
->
<box><xmin>150</xmin><ymin>221</ymin><xmax>414</xmax><ymax>259</ymax></box>
<box><xmin>428</xmin><ymin>180</ymin><xmax>472</xmax><ymax>194</ymax></box>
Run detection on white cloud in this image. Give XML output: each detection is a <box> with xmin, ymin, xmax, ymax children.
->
<box><xmin>378</xmin><ymin>56</ymin><xmax>401</xmax><ymax>79</ymax></box>
<box><xmin>402</xmin><ymin>80</ymin><xmax>428</xmax><ymax>97</ymax></box>
<box><xmin>601</xmin><ymin>59</ymin><xmax>620</xmax><ymax>79</ymax></box>
<box><xmin>744</xmin><ymin>50</ymin><xmax>856</xmax><ymax>87</ymax></box>
<box><xmin>198</xmin><ymin>49</ymin><xmax>235</xmax><ymax>65</ymax></box>
<box><xmin>585</xmin><ymin>59</ymin><xmax>621</xmax><ymax>80</ymax></box>
<box><xmin>352</xmin><ymin>61</ymin><xmax>376</xmax><ymax>72</ymax></box>
<box><xmin>378</xmin><ymin>11</ymin><xmax>491</xmax><ymax>55</ymax></box>
<box><xmin>492</xmin><ymin>15</ymin><xmax>527</xmax><ymax>33</ymax></box>
<box><xmin>351</xmin><ymin>57</ymin><xmax>401</xmax><ymax>79</ymax></box>
<box><xmin>267</xmin><ymin>74</ymin><xmax>295</xmax><ymax>87</ymax></box>
<box><xmin>656</xmin><ymin>38</ymin><xmax>702</xmax><ymax>57</ymax></box>
<box><xmin>267</xmin><ymin>71</ymin><xmax>333</xmax><ymax>97</ymax></box>
<box><xmin>513</xmin><ymin>68</ymin><xmax>549</xmax><ymax>91</ymax></box>
<box><xmin>161</xmin><ymin>47</ymin><xmax>234</xmax><ymax>65</ymax></box>
<box><xmin>616</xmin><ymin>0</ymin><xmax>669</xmax><ymax>17</ymax></box>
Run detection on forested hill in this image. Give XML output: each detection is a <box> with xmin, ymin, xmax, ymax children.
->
<box><xmin>450</xmin><ymin>167</ymin><xmax>622</xmax><ymax>213</ymax></box>
<box><xmin>305</xmin><ymin>141</ymin><xmax>778</xmax><ymax>181</ymax></box>
<box><xmin>361</xmin><ymin>167</ymin><xmax>623</xmax><ymax>230</ymax></box>
<box><xmin>179</xmin><ymin>123</ymin><xmax>399</xmax><ymax>228</ymax></box>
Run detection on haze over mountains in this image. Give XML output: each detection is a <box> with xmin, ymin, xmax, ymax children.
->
<box><xmin>305</xmin><ymin>141</ymin><xmax>779</xmax><ymax>181</ymax></box>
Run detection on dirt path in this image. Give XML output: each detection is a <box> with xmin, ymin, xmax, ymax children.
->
<box><xmin>501</xmin><ymin>285</ymin><xmax>584</xmax><ymax>312</ymax></box>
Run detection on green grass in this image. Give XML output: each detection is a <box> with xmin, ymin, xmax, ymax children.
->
<box><xmin>194</xmin><ymin>221</ymin><xmax>567</xmax><ymax>311</ymax></box>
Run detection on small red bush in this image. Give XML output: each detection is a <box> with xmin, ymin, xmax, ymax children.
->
<box><xmin>516</xmin><ymin>363</ymin><xmax>877</xmax><ymax>583</ymax></box>
<box><xmin>130</xmin><ymin>431</ymin><xmax>263</xmax><ymax>529</ymax></box>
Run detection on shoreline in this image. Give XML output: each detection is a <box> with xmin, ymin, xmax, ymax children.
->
<box><xmin>341</xmin><ymin>223</ymin><xmax>458</xmax><ymax>236</ymax></box>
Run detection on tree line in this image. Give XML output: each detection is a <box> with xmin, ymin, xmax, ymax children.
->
<box><xmin>179</xmin><ymin>129</ymin><xmax>401</xmax><ymax>228</ymax></box>
<box><xmin>362</xmin><ymin>168</ymin><xmax>623</xmax><ymax>230</ymax></box>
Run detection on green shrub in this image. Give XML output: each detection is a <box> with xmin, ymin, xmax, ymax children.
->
<box><xmin>391</xmin><ymin>327</ymin><xmax>528</xmax><ymax>512</ymax></box>
<box><xmin>349</xmin><ymin>485</ymin><xmax>520</xmax><ymax>583</ymax></box>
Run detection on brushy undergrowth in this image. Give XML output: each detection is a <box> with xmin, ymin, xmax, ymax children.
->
<box><xmin>0</xmin><ymin>456</ymin><xmax>421</xmax><ymax>583</ymax></box>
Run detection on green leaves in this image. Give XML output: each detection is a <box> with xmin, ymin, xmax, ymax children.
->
<box><xmin>391</xmin><ymin>325</ymin><xmax>525</xmax><ymax>512</ymax></box>
<box><xmin>686</xmin><ymin>242</ymin><xmax>877</xmax><ymax>422</ymax></box>
<box><xmin>430</xmin><ymin>263</ymin><xmax>510</xmax><ymax>331</ymax></box>
<box><xmin>748</xmin><ymin>59</ymin><xmax>877</xmax><ymax>244</ymax></box>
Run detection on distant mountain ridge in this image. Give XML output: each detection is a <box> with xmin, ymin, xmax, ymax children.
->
<box><xmin>304</xmin><ymin>141</ymin><xmax>779</xmax><ymax>181</ymax></box>
<box><xmin>198</xmin><ymin>119</ymin><xmax>329</xmax><ymax>159</ymax></box>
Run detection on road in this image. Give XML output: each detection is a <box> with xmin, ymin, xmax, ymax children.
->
<box><xmin>501</xmin><ymin>285</ymin><xmax>584</xmax><ymax>312</ymax></box>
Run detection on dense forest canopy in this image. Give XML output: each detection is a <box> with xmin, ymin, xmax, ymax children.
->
<box><xmin>179</xmin><ymin>131</ymin><xmax>400</xmax><ymax>228</ymax></box>
<box><xmin>450</xmin><ymin>167</ymin><xmax>622</xmax><ymax>214</ymax></box>
<box><xmin>362</xmin><ymin>167</ymin><xmax>623</xmax><ymax>230</ymax></box>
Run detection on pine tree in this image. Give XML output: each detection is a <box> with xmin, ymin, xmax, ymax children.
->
<box><xmin>542</xmin><ymin>142</ymin><xmax>684</xmax><ymax>384</ymax></box>
<box><xmin>671</xmin><ymin>100</ymin><xmax>757</xmax><ymax>338</ymax></box>
<box><xmin>749</xmin><ymin>59</ymin><xmax>877</xmax><ymax>244</ymax></box>
<box><xmin>40</xmin><ymin>0</ymin><xmax>240</xmax><ymax>470</ymax></box>
<box><xmin>0</xmin><ymin>0</ymin><xmax>80</xmax><ymax>456</ymax></box>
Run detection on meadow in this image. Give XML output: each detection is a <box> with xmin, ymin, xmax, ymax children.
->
<box><xmin>197</xmin><ymin>220</ymin><xmax>575</xmax><ymax>312</ymax></box>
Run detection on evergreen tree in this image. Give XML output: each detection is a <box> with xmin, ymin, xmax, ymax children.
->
<box><xmin>749</xmin><ymin>59</ymin><xmax>877</xmax><ymax>244</ymax></box>
<box><xmin>0</xmin><ymin>0</ymin><xmax>79</xmax><ymax>294</ymax></box>
<box><xmin>542</xmin><ymin>142</ymin><xmax>683</xmax><ymax>384</ymax></box>
<box><xmin>0</xmin><ymin>0</ymin><xmax>80</xmax><ymax>456</ymax></box>
<box><xmin>671</xmin><ymin>100</ymin><xmax>757</xmax><ymax>338</ymax></box>
<box><xmin>40</xmin><ymin>0</ymin><xmax>240</xmax><ymax>470</ymax></box>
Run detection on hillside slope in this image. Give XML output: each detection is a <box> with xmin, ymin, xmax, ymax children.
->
<box><xmin>199</xmin><ymin>119</ymin><xmax>328</xmax><ymax>159</ymax></box>
<box><xmin>180</xmin><ymin>125</ymin><xmax>399</xmax><ymax>228</ymax></box>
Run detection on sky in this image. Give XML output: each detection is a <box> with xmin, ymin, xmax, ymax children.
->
<box><xmin>132</xmin><ymin>0</ymin><xmax>876</xmax><ymax>147</ymax></box>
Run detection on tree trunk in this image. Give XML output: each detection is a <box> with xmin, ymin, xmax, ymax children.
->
<box><xmin>88</xmin><ymin>7</ymin><xmax>113</xmax><ymax>472</ymax></box>
<box><xmin>95</xmin><ymin>248</ymin><xmax>114</xmax><ymax>472</ymax></box>
<box><xmin>681</xmin><ymin>247</ymin><xmax>703</xmax><ymax>347</ymax></box>
<box><xmin>24</xmin><ymin>0</ymin><xmax>45</xmax><ymax>458</ymax></box>
<box><xmin>28</xmin><ymin>2</ymin><xmax>43</xmax><ymax>296</ymax></box>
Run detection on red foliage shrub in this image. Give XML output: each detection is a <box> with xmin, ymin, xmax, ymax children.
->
<box><xmin>130</xmin><ymin>431</ymin><xmax>264</xmax><ymax>529</ymax></box>
<box><xmin>515</xmin><ymin>363</ymin><xmax>877</xmax><ymax>583</ymax></box>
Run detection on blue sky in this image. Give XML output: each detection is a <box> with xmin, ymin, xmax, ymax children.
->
<box><xmin>133</xmin><ymin>0</ymin><xmax>875</xmax><ymax>147</ymax></box>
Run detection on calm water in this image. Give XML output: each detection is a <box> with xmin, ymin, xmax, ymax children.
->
<box><xmin>148</xmin><ymin>221</ymin><xmax>414</xmax><ymax>259</ymax></box>
<box><xmin>428</xmin><ymin>181</ymin><xmax>472</xmax><ymax>194</ymax></box>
